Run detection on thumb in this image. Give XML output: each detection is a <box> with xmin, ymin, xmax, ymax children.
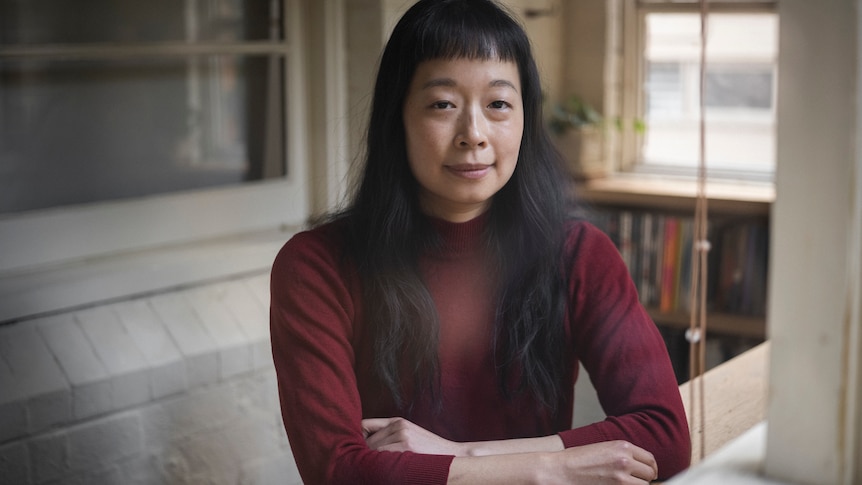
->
<box><xmin>361</xmin><ymin>417</ymin><xmax>395</xmax><ymax>438</ymax></box>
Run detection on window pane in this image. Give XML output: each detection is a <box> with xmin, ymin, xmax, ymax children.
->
<box><xmin>0</xmin><ymin>55</ymin><xmax>286</xmax><ymax>214</ymax></box>
<box><xmin>0</xmin><ymin>0</ymin><xmax>287</xmax><ymax>214</ymax></box>
<box><xmin>705</xmin><ymin>67</ymin><xmax>773</xmax><ymax>109</ymax></box>
<box><xmin>641</xmin><ymin>12</ymin><xmax>778</xmax><ymax>175</ymax></box>
<box><xmin>0</xmin><ymin>0</ymin><xmax>282</xmax><ymax>44</ymax></box>
<box><xmin>646</xmin><ymin>63</ymin><xmax>683</xmax><ymax>117</ymax></box>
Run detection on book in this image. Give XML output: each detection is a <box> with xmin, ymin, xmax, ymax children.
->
<box><xmin>660</xmin><ymin>217</ymin><xmax>680</xmax><ymax>313</ymax></box>
<box><xmin>583</xmin><ymin>208</ymin><xmax>768</xmax><ymax>318</ymax></box>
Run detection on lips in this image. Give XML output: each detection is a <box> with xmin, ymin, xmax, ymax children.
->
<box><xmin>446</xmin><ymin>164</ymin><xmax>493</xmax><ymax>179</ymax></box>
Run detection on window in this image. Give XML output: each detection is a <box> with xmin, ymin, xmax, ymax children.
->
<box><xmin>621</xmin><ymin>1</ymin><xmax>778</xmax><ymax>180</ymax></box>
<box><xmin>0</xmin><ymin>0</ymin><xmax>291</xmax><ymax>214</ymax></box>
<box><xmin>0</xmin><ymin>0</ymin><xmax>313</xmax><ymax>322</ymax></box>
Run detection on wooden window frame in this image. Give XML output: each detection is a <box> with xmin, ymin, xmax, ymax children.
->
<box><xmin>617</xmin><ymin>0</ymin><xmax>778</xmax><ymax>180</ymax></box>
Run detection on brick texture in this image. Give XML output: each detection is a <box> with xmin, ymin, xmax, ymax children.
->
<box><xmin>0</xmin><ymin>273</ymin><xmax>295</xmax><ymax>485</ymax></box>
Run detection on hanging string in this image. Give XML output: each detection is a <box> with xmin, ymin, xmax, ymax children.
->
<box><xmin>686</xmin><ymin>0</ymin><xmax>710</xmax><ymax>461</ymax></box>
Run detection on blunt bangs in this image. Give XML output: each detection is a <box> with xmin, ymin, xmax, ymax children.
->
<box><xmin>403</xmin><ymin>0</ymin><xmax>527</xmax><ymax>65</ymax></box>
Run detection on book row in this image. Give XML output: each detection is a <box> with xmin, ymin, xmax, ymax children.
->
<box><xmin>586</xmin><ymin>209</ymin><xmax>769</xmax><ymax>316</ymax></box>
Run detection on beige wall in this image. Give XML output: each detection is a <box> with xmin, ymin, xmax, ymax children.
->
<box><xmin>344</xmin><ymin>0</ymin><xmax>386</xmax><ymax>198</ymax></box>
<box><xmin>766</xmin><ymin>0</ymin><xmax>862</xmax><ymax>483</ymax></box>
<box><xmin>559</xmin><ymin>0</ymin><xmax>607</xmax><ymax>113</ymax></box>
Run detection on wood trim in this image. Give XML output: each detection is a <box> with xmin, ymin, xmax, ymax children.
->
<box><xmin>648</xmin><ymin>309</ymin><xmax>766</xmax><ymax>339</ymax></box>
<box><xmin>0</xmin><ymin>42</ymin><xmax>291</xmax><ymax>60</ymax></box>
<box><xmin>679</xmin><ymin>342</ymin><xmax>769</xmax><ymax>466</ymax></box>
<box><xmin>575</xmin><ymin>176</ymin><xmax>774</xmax><ymax>216</ymax></box>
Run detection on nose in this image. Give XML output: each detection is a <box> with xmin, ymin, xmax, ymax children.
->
<box><xmin>455</xmin><ymin>108</ymin><xmax>487</xmax><ymax>148</ymax></box>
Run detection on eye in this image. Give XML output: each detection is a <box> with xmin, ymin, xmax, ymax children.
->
<box><xmin>431</xmin><ymin>100</ymin><xmax>454</xmax><ymax>109</ymax></box>
<box><xmin>488</xmin><ymin>100</ymin><xmax>512</xmax><ymax>110</ymax></box>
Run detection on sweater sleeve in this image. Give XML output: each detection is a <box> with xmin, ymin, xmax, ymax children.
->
<box><xmin>557</xmin><ymin>222</ymin><xmax>691</xmax><ymax>480</ymax></box>
<box><xmin>269</xmin><ymin>227</ymin><xmax>454</xmax><ymax>485</ymax></box>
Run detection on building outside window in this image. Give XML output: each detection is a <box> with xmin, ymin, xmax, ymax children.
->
<box><xmin>0</xmin><ymin>0</ymin><xmax>288</xmax><ymax>213</ymax></box>
<box><xmin>621</xmin><ymin>1</ymin><xmax>778</xmax><ymax>181</ymax></box>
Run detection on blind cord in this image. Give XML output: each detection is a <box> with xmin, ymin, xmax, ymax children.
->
<box><xmin>686</xmin><ymin>0</ymin><xmax>711</xmax><ymax>462</ymax></box>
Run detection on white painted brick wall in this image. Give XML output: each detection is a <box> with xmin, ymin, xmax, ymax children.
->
<box><xmin>203</xmin><ymin>281</ymin><xmax>271</xmax><ymax>374</ymax></box>
<box><xmin>113</xmin><ymin>299</ymin><xmax>187</xmax><ymax>400</ymax></box>
<box><xmin>184</xmin><ymin>287</ymin><xmax>253</xmax><ymax>381</ymax></box>
<box><xmin>77</xmin><ymin>307</ymin><xmax>151</xmax><ymax>410</ymax></box>
<box><xmin>0</xmin><ymin>350</ymin><xmax>26</xmax><ymax>443</ymax></box>
<box><xmin>38</xmin><ymin>314</ymin><xmax>115</xmax><ymax>421</ymax></box>
<box><xmin>0</xmin><ymin>441</ymin><xmax>28</xmax><ymax>485</ymax></box>
<box><xmin>0</xmin><ymin>324</ymin><xmax>71</xmax><ymax>439</ymax></box>
<box><xmin>0</xmin><ymin>273</ymin><xmax>302</xmax><ymax>485</ymax></box>
<box><xmin>149</xmin><ymin>293</ymin><xmax>220</xmax><ymax>389</ymax></box>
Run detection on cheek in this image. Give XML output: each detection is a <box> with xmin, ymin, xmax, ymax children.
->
<box><xmin>499</xmin><ymin>127</ymin><xmax>523</xmax><ymax>181</ymax></box>
<box><xmin>404</xmin><ymin>132</ymin><xmax>436</xmax><ymax>185</ymax></box>
<box><xmin>501</xmin><ymin>123</ymin><xmax>524</xmax><ymax>161</ymax></box>
<box><xmin>406</xmin><ymin>122</ymin><xmax>447</xmax><ymax>164</ymax></box>
<box><xmin>403</xmin><ymin>119</ymin><xmax>423</xmax><ymax>164</ymax></box>
<box><xmin>404</xmin><ymin>130</ymin><xmax>425</xmax><ymax>167</ymax></box>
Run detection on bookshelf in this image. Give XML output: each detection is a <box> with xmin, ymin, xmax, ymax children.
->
<box><xmin>576</xmin><ymin>176</ymin><xmax>773</xmax><ymax>217</ymax></box>
<box><xmin>574</xmin><ymin>176</ymin><xmax>774</xmax><ymax>381</ymax></box>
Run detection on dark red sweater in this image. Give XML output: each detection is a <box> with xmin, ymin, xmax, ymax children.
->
<box><xmin>270</xmin><ymin>215</ymin><xmax>690</xmax><ymax>484</ymax></box>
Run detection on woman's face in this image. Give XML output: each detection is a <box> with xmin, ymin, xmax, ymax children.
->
<box><xmin>403</xmin><ymin>57</ymin><xmax>524</xmax><ymax>223</ymax></box>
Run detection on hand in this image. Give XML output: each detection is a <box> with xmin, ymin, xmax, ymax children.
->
<box><xmin>548</xmin><ymin>440</ymin><xmax>658</xmax><ymax>484</ymax></box>
<box><xmin>362</xmin><ymin>417</ymin><xmax>467</xmax><ymax>456</ymax></box>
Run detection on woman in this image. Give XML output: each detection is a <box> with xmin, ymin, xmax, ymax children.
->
<box><xmin>270</xmin><ymin>0</ymin><xmax>690</xmax><ymax>483</ymax></box>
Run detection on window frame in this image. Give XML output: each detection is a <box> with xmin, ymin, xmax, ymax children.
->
<box><xmin>0</xmin><ymin>0</ymin><xmax>314</xmax><ymax>322</ymax></box>
<box><xmin>618</xmin><ymin>0</ymin><xmax>778</xmax><ymax>181</ymax></box>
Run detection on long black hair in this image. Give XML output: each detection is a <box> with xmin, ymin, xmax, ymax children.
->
<box><xmin>342</xmin><ymin>0</ymin><xmax>571</xmax><ymax>412</ymax></box>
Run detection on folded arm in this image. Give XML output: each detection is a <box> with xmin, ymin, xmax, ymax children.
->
<box><xmin>363</xmin><ymin>417</ymin><xmax>658</xmax><ymax>484</ymax></box>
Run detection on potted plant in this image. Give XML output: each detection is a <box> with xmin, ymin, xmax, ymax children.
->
<box><xmin>548</xmin><ymin>95</ymin><xmax>607</xmax><ymax>180</ymax></box>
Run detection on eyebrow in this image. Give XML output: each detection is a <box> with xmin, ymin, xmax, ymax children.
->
<box><xmin>421</xmin><ymin>78</ymin><xmax>519</xmax><ymax>93</ymax></box>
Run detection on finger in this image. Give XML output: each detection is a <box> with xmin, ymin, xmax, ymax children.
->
<box><xmin>630</xmin><ymin>446</ymin><xmax>658</xmax><ymax>480</ymax></box>
<box><xmin>365</xmin><ymin>427</ymin><xmax>397</xmax><ymax>449</ymax></box>
<box><xmin>365</xmin><ymin>429</ymin><xmax>394</xmax><ymax>450</ymax></box>
<box><xmin>628</xmin><ymin>459</ymin><xmax>658</xmax><ymax>482</ymax></box>
<box><xmin>364</xmin><ymin>419</ymin><xmax>408</xmax><ymax>450</ymax></box>
<box><xmin>366</xmin><ymin>423</ymin><xmax>412</xmax><ymax>451</ymax></box>
<box><xmin>361</xmin><ymin>417</ymin><xmax>396</xmax><ymax>438</ymax></box>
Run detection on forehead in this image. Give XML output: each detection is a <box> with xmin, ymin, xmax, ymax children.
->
<box><xmin>410</xmin><ymin>57</ymin><xmax>521</xmax><ymax>91</ymax></box>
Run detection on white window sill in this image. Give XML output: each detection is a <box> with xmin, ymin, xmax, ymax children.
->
<box><xmin>576</xmin><ymin>173</ymin><xmax>775</xmax><ymax>216</ymax></box>
<box><xmin>0</xmin><ymin>226</ymin><xmax>299</xmax><ymax>324</ymax></box>
<box><xmin>665</xmin><ymin>422</ymin><xmax>790</xmax><ymax>484</ymax></box>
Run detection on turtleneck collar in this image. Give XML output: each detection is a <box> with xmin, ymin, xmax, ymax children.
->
<box><xmin>427</xmin><ymin>211</ymin><xmax>489</xmax><ymax>255</ymax></box>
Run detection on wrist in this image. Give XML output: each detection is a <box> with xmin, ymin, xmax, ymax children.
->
<box><xmin>460</xmin><ymin>435</ymin><xmax>565</xmax><ymax>458</ymax></box>
<box><xmin>460</xmin><ymin>441</ymin><xmax>482</xmax><ymax>457</ymax></box>
<box><xmin>534</xmin><ymin>452</ymin><xmax>559</xmax><ymax>484</ymax></box>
